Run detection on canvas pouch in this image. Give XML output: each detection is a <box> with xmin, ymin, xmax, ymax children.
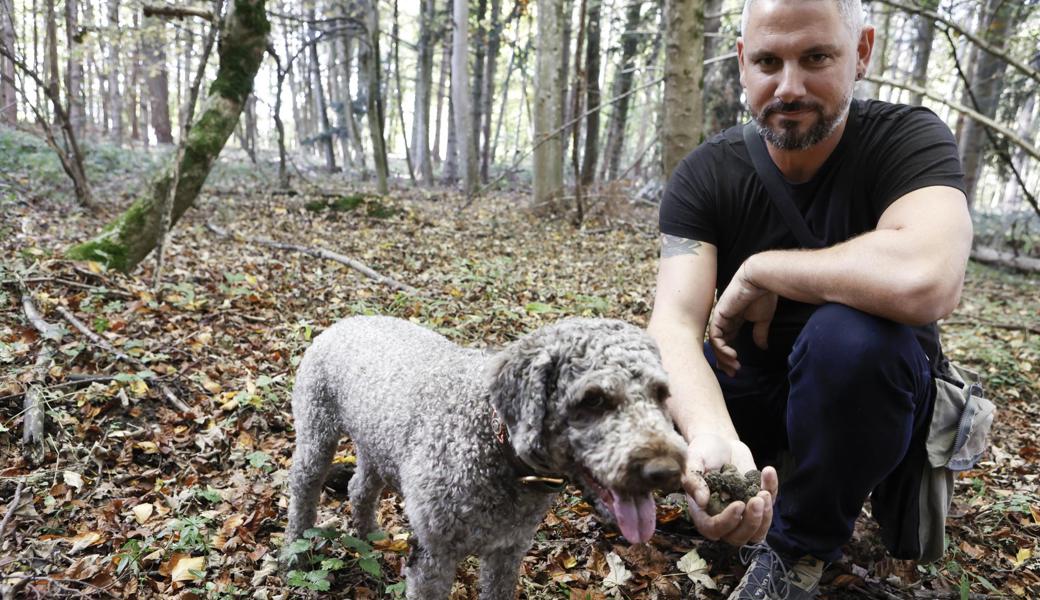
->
<box><xmin>917</xmin><ymin>361</ymin><xmax>995</xmax><ymax>563</ymax></box>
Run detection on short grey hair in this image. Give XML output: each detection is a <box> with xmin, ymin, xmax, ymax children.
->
<box><xmin>741</xmin><ymin>0</ymin><xmax>864</xmax><ymax>38</ymax></box>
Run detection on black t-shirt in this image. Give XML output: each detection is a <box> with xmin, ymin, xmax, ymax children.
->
<box><xmin>659</xmin><ymin>99</ymin><xmax>966</xmax><ymax>369</ymax></box>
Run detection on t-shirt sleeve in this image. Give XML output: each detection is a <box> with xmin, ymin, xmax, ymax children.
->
<box><xmin>872</xmin><ymin>107</ymin><xmax>966</xmax><ymax>213</ymax></box>
<box><xmin>658</xmin><ymin>144</ymin><xmax>720</xmax><ymax>245</ymax></box>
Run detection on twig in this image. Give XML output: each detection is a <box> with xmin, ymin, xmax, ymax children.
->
<box><xmin>1</xmin><ymin>277</ymin><xmax>135</xmax><ymax>298</ymax></box>
<box><xmin>205</xmin><ymin>223</ymin><xmax>423</xmax><ymax>296</ymax></box>
<box><xmin>0</xmin><ymin>481</ymin><xmax>25</xmax><ymax>541</ymax></box>
<box><xmin>53</xmin><ymin>306</ymin><xmax>193</xmax><ymax>413</ymax></box>
<box><xmin>19</xmin><ymin>286</ymin><xmax>62</xmax><ymax>460</ymax></box>
<box><xmin>943</xmin><ymin>318</ymin><xmax>1040</xmax><ymax>335</ymax></box>
<box><xmin>0</xmin><ymin>375</ymin><xmax>118</xmax><ymax>405</ymax></box>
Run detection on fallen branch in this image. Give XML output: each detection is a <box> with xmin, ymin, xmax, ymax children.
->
<box><xmin>0</xmin><ymin>375</ymin><xmax>119</xmax><ymax>405</ymax></box>
<box><xmin>0</xmin><ymin>481</ymin><xmax>25</xmax><ymax>541</ymax></box>
<box><xmin>19</xmin><ymin>287</ymin><xmax>62</xmax><ymax>461</ymax></box>
<box><xmin>142</xmin><ymin>4</ymin><xmax>214</xmax><ymax>20</ymax></box>
<box><xmin>970</xmin><ymin>245</ymin><xmax>1040</xmax><ymax>273</ymax></box>
<box><xmin>943</xmin><ymin>318</ymin><xmax>1040</xmax><ymax>335</ymax></box>
<box><xmin>206</xmin><ymin>223</ymin><xmax>423</xmax><ymax>296</ymax></box>
<box><xmin>53</xmin><ymin>306</ymin><xmax>193</xmax><ymax>413</ymax></box>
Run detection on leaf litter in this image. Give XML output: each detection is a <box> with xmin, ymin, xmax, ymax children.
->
<box><xmin>0</xmin><ymin>180</ymin><xmax>1037</xmax><ymax>599</ymax></box>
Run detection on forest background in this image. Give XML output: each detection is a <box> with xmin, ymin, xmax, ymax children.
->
<box><xmin>0</xmin><ymin>0</ymin><xmax>1038</xmax><ymax>598</ymax></box>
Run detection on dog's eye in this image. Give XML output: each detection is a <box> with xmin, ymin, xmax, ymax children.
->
<box><xmin>574</xmin><ymin>388</ymin><xmax>610</xmax><ymax>417</ymax></box>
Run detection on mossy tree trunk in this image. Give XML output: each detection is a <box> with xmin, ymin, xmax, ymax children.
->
<box><xmin>67</xmin><ymin>0</ymin><xmax>270</xmax><ymax>272</ymax></box>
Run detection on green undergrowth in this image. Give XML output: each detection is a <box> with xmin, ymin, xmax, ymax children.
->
<box><xmin>303</xmin><ymin>194</ymin><xmax>396</xmax><ymax>218</ymax></box>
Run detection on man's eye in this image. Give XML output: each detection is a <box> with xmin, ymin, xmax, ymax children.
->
<box><xmin>757</xmin><ymin>57</ymin><xmax>779</xmax><ymax>68</ymax></box>
<box><xmin>807</xmin><ymin>54</ymin><xmax>829</xmax><ymax>64</ymax></box>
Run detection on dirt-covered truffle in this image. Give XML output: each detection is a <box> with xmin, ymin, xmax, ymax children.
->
<box><xmin>703</xmin><ymin>464</ymin><xmax>762</xmax><ymax>516</ymax></box>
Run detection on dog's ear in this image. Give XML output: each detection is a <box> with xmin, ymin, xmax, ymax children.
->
<box><xmin>485</xmin><ymin>340</ymin><xmax>558</xmax><ymax>470</ymax></box>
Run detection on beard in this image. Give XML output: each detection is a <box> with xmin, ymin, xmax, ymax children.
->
<box><xmin>752</xmin><ymin>92</ymin><xmax>852</xmax><ymax>151</ymax></box>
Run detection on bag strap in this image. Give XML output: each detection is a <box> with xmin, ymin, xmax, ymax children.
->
<box><xmin>742</xmin><ymin>123</ymin><xmax>825</xmax><ymax>249</ymax></box>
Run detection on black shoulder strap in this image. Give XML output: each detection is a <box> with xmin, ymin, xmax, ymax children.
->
<box><xmin>742</xmin><ymin>123</ymin><xmax>825</xmax><ymax>249</ymax></box>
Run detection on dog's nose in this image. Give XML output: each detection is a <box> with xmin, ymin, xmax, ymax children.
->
<box><xmin>641</xmin><ymin>456</ymin><xmax>682</xmax><ymax>490</ymax></box>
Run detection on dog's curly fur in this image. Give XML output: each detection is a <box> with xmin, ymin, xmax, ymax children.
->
<box><xmin>285</xmin><ymin>316</ymin><xmax>686</xmax><ymax>599</ymax></box>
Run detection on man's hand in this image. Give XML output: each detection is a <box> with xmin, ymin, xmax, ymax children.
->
<box><xmin>709</xmin><ymin>259</ymin><xmax>777</xmax><ymax>376</ymax></box>
<box><xmin>682</xmin><ymin>433</ymin><xmax>778</xmax><ymax>545</ymax></box>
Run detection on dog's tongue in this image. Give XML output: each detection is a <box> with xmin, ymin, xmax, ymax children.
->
<box><xmin>609</xmin><ymin>489</ymin><xmax>657</xmax><ymax>544</ymax></box>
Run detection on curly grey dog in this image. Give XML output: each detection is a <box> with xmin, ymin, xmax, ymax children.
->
<box><xmin>285</xmin><ymin>316</ymin><xmax>686</xmax><ymax>599</ymax></box>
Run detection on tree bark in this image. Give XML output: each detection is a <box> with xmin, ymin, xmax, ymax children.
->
<box><xmin>0</xmin><ymin>0</ymin><xmax>17</xmax><ymax>124</ymax></box>
<box><xmin>129</xmin><ymin>10</ymin><xmax>142</xmax><ymax>142</ymax></box>
<box><xmin>533</xmin><ymin>0</ymin><xmax>564</xmax><ymax>205</ymax></box>
<box><xmin>64</xmin><ymin>0</ymin><xmax>85</xmax><ymax>136</ymax></box>
<box><xmin>601</xmin><ymin>0</ymin><xmax>642</xmax><ymax>181</ymax></box>
<box><xmin>908</xmin><ymin>2</ymin><xmax>936</xmax><ymax>106</ymax></box>
<box><xmin>67</xmin><ymin>0</ymin><xmax>270</xmax><ymax>272</ymax></box>
<box><xmin>308</xmin><ymin>9</ymin><xmax>338</xmax><ymax>172</ymax></box>
<box><xmin>45</xmin><ymin>0</ymin><xmax>59</xmax><ymax>123</ymax></box>
<box><xmin>701</xmin><ymin>0</ymin><xmax>741</xmax><ymax>135</ymax></box>
<box><xmin>959</xmin><ymin>0</ymin><xmax>1014</xmax><ymax>209</ymax></box>
<box><xmin>479</xmin><ymin>0</ymin><xmax>501</xmax><ymax>182</ymax></box>
<box><xmin>411</xmin><ymin>0</ymin><xmax>435</xmax><ymax>182</ymax></box>
<box><xmin>452</xmin><ymin>0</ymin><xmax>477</xmax><ymax>196</ymax></box>
<box><xmin>579</xmin><ymin>0</ymin><xmax>602</xmax><ymax>185</ymax></box>
<box><xmin>662</xmin><ymin>0</ymin><xmax>703</xmax><ymax>179</ymax></box>
<box><xmin>361</xmin><ymin>0</ymin><xmax>389</xmax><ymax>193</ymax></box>
<box><xmin>105</xmin><ymin>0</ymin><xmax>123</xmax><ymax>141</ymax></box>
<box><xmin>144</xmin><ymin>17</ymin><xmax>174</xmax><ymax>144</ymax></box>
<box><xmin>470</xmin><ymin>0</ymin><xmax>487</xmax><ymax>175</ymax></box>
<box><xmin>433</xmin><ymin>38</ymin><xmax>450</xmax><ymax>165</ymax></box>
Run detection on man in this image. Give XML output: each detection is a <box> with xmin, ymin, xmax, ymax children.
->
<box><xmin>647</xmin><ymin>0</ymin><xmax>973</xmax><ymax>598</ymax></box>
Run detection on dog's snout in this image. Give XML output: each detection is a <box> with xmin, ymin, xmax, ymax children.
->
<box><xmin>641</xmin><ymin>456</ymin><xmax>683</xmax><ymax>490</ymax></box>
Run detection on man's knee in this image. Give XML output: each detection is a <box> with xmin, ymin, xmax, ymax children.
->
<box><xmin>791</xmin><ymin>303</ymin><xmax>922</xmax><ymax>385</ymax></box>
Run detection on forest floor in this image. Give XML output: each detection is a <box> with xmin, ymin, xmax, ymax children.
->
<box><xmin>1</xmin><ymin>136</ymin><xmax>1039</xmax><ymax>599</ymax></box>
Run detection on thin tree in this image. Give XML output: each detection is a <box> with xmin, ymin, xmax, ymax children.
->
<box><xmin>662</xmin><ymin>0</ymin><xmax>703</xmax><ymax>179</ymax></box>
<box><xmin>600</xmin><ymin>0</ymin><xmax>642</xmax><ymax>181</ymax></box>
<box><xmin>307</xmin><ymin>8</ymin><xmax>338</xmax><ymax>171</ymax></box>
<box><xmin>411</xmin><ymin>0</ymin><xmax>436</xmax><ymax>182</ymax></box>
<box><xmin>533</xmin><ymin>0</ymin><xmax>564</xmax><ymax>205</ymax></box>
<box><xmin>361</xmin><ymin>0</ymin><xmax>389</xmax><ymax>193</ymax></box>
<box><xmin>452</xmin><ymin>0</ymin><xmax>477</xmax><ymax>195</ymax></box>
<box><xmin>144</xmin><ymin>16</ymin><xmax>173</xmax><ymax>143</ymax></box>
<box><xmin>0</xmin><ymin>0</ymin><xmax>17</xmax><ymax>124</ymax></box>
<box><xmin>579</xmin><ymin>0</ymin><xmax>602</xmax><ymax>185</ymax></box>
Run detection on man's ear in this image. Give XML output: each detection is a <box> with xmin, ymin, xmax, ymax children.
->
<box><xmin>856</xmin><ymin>25</ymin><xmax>875</xmax><ymax>79</ymax></box>
<box><xmin>737</xmin><ymin>37</ymin><xmax>747</xmax><ymax>89</ymax></box>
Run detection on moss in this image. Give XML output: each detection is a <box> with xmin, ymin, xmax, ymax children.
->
<box><xmin>66</xmin><ymin>235</ymin><xmax>130</xmax><ymax>272</ymax></box>
<box><xmin>209</xmin><ymin>0</ymin><xmax>270</xmax><ymax>103</ymax></box>
<box><xmin>65</xmin><ymin>194</ymin><xmax>155</xmax><ymax>272</ymax></box>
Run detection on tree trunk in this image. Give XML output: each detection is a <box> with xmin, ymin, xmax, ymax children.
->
<box><xmin>908</xmin><ymin>4</ymin><xmax>936</xmax><ymax>106</ymax></box>
<box><xmin>471</xmin><ymin>0</ymin><xmax>487</xmax><ymax>172</ymax></box>
<box><xmin>361</xmin><ymin>0</ymin><xmax>389</xmax><ymax>193</ymax></box>
<box><xmin>452</xmin><ymin>0</ymin><xmax>477</xmax><ymax>196</ymax></box>
<box><xmin>129</xmin><ymin>11</ymin><xmax>141</xmax><ymax>142</ymax></box>
<box><xmin>662</xmin><ymin>0</ymin><xmax>703</xmax><ymax>179</ymax></box>
<box><xmin>601</xmin><ymin>0</ymin><xmax>642</xmax><ymax>181</ymax></box>
<box><xmin>579</xmin><ymin>0</ymin><xmax>602</xmax><ymax>186</ymax></box>
<box><xmin>411</xmin><ymin>0</ymin><xmax>436</xmax><ymax>182</ymax></box>
<box><xmin>106</xmin><ymin>0</ymin><xmax>123</xmax><ymax>141</ymax></box>
<box><xmin>959</xmin><ymin>0</ymin><xmax>1015</xmax><ymax>208</ymax></box>
<box><xmin>308</xmin><ymin>11</ymin><xmax>338</xmax><ymax>172</ymax></box>
<box><xmin>433</xmin><ymin>38</ymin><xmax>450</xmax><ymax>165</ymax></box>
<box><xmin>341</xmin><ymin>34</ymin><xmax>367</xmax><ymax>175</ymax></box>
<box><xmin>68</xmin><ymin>0</ymin><xmax>270</xmax><ymax>272</ymax></box>
<box><xmin>45</xmin><ymin>0</ymin><xmax>59</xmax><ymax>123</ymax></box>
<box><xmin>65</xmin><ymin>0</ymin><xmax>86</xmax><ymax>135</ymax></box>
<box><xmin>479</xmin><ymin>0</ymin><xmax>502</xmax><ymax>182</ymax></box>
<box><xmin>859</xmin><ymin>1</ymin><xmax>891</xmax><ymax>99</ymax></box>
<box><xmin>0</xmin><ymin>0</ymin><xmax>17</xmax><ymax>124</ymax></box>
<box><xmin>701</xmin><ymin>0</ymin><xmax>741</xmax><ymax>135</ymax></box>
<box><xmin>444</xmin><ymin>90</ymin><xmax>458</xmax><ymax>181</ymax></box>
<box><xmin>145</xmin><ymin>17</ymin><xmax>173</xmax><ymax>144</ymax></box>
<box><xmin>533</xmin><ymin>0</ymin><xmax>564</xmax><ymax>205</ymax></box>
<box><xmin>270</xmin><ymin>48</ymin><xmax>290</xmax><ymax>189</ymax></box>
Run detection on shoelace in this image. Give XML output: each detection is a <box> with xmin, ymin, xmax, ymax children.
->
<box><xmin>738</xmin><ymin>543</ymin><xmax>792</xmax><ymax>600</ymax></box>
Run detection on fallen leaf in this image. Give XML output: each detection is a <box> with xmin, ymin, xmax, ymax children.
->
<box><xmin>169</xmin><ymin>555</ymin><xmax>206</xmax><ymax>582</ymax></box>
<box><xmin>676</xmin><ymin>549</ymin><xmax>716</xmax><ymax>590</ymax></box>
<box><xmin>603</xmin><ymin>552</ymin><xmax>631</xmax><ymax>589</ymax></box>
<box><xmin>63</xmin><ymin>471</ymin><xmax>84</xmax><ymax>490</ymax></box>
<box><xmin>1011</xmin><ymin>548</ymin><xmax>1031</xmax><ymax>568</ymax></box>
<box><xmin>67</xmin><ymin>531</ymin><xmax>105</xmax><ymax>554</ymax></box>
<box><xmin>130</xmin><ymin>503</ymin><xmax>154</xmax><ymax>524</ymax></box>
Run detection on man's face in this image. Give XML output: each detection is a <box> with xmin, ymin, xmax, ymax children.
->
<box><xmin>737</xmin><ymin>0</ymin><xmax>871</xmax><ymax>151</ymax></box>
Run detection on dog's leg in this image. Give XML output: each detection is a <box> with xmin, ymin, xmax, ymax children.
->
<box><xmin>347</xmin><ymin>454</ymin><xmax>384</xmax><ymax>537</ymax></box>
<box><xmin>477</xmin><ymin>544</ymin><xmax>529</xmax><ymax>600</ymax></box>
<box><xmin>404</xmin><ymin>541</ymin><xmax>457</xmax><ymax>600</ymax></box>
<box><xmin>285</xmin><ymin>434</ymin><xmax>338</xmax><ymax>544</ymax></box>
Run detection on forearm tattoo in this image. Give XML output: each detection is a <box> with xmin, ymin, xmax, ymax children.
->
<box><xmin>660</xmin><ymin>234</ymin><xmax>702</xmax><ymax>258</ymax></box>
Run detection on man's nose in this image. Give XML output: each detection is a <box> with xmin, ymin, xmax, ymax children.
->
<box><xmin>774</xmin><ymin>63</ymin><xmax>807</xmax><ymax>102</ymax></box>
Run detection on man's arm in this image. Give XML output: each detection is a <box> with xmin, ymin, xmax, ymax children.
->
<box><xmin>648</xmin><ymin>235</ymin><xmax>777</xmax><ymax>545</ymax></box>
<box><xmin>711</xmin><ymin>186</ymin><xmax>972</xmax><ymax>374</ymax></box>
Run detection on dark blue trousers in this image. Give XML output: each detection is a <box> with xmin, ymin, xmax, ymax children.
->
<box><xmin>706</xmin><ymin>303</ymin><xmax>936</xmax><ymax>562</ymax></box>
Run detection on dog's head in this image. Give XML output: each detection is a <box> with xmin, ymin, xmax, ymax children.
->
<box><xmin>486</xmin><ymin>318</ymin><xmax>687</xmax><ymax>544</ymax></box>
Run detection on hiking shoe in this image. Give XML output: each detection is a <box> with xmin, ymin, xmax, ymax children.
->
<box><xmin>728</xmin><ymin>542</ymin><xmax>824</xmax><ymax>600</ymax></box>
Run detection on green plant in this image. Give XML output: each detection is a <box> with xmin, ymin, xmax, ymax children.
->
<box><xmin>282</xmin><ymin>528</ymin><xmax>397</xmax><ymax>593</ymax></box>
